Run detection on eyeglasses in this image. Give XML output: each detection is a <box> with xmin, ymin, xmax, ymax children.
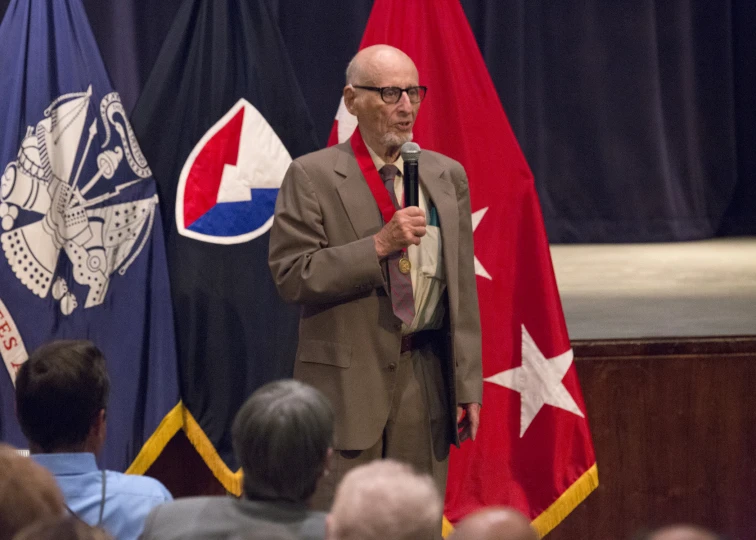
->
<box><xmin>352</xmin><ymin>85</ymin><xmax>428</xmax><ymax>104</ymax></box>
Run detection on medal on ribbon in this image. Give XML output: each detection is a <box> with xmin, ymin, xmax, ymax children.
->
<box><xmin>399</xmin><ymin>253</ymin><xmax>411</xmax><ymax>274</ymax></box>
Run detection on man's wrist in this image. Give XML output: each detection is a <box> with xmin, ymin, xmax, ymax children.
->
<box><xmin>373</xmin><ymin>234</ymin><xmax>390</xmax><ymax>258</ymax></box>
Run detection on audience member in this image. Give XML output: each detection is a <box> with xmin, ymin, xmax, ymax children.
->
<box><xmin>325</xmin><ymin>459</ymin><xmax>442</xmax><ymax>540</ymax></box>
<box><xmin>448</xmin><ymin>507</ymin><xmax>538</xmax><ymax>540</ymax></box>
<box><xmin>0</xmin><ymin>443</ymin><xmax>65</xmax><ymax>540</ymax></box>
<box><xmin>226</xmin><ymin>527</ymin><xmax>298</xmax><ymax>540</ymax></box>
<box><xmin>12</xmin><ymin>516</ymin><xmax>113</xmax><ymax>540</ymax></box>
<box><xmin>140</xmin><ymin>379</ymin><xmax>334</xmax><ymax>540</ymax></box>
<box><xmin>634</xmin><ymin>525</ymin><xmax>725</xmax><ymax>540</ymax></box>
<box><xmin>15</xmin><ymin>340</ymin><xmax>172</xmax><ymax>540</ymax></box>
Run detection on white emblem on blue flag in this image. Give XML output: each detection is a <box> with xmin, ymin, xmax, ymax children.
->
<box><xmin>0</xmin><ymin>86</ymin><xmax>157</xmax><ymax>316</ymax></box>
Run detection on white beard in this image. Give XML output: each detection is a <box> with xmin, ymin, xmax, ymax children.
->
<box><xmin>381</xmin><ymin>131</ymin><xmax>413</xmax><ymax>150</ymax></box>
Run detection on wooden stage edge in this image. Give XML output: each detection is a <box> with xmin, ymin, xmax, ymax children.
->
<box><xmin>147</xmin><ymin>335</ymin><xmax>756</xmax><ymax>540</ymax></box>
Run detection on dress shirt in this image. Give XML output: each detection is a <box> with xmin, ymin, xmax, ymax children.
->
<box><xmin>366</xmin><ymin>144</ymin><xmax>446</xmax><ymax>334</ymax></box>
<box><xmin>32</xmin><ymin>452</ymin><xmax>172</xmax><ymax>540</ymax></box>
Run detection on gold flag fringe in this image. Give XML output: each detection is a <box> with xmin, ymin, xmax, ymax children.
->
<box><xmin>180</xmin><ymin>405</ymin><xmax>244</xmax><ymax>495</ymax></box>
<box><xmin>442</xmin><ymin>463</ymin><xmax>599</xmax><ymax>539</ymax></box>
<box><xmin>125</xmin><ymin>401</ymin><xmax>243</xmax><ymax>496</ymax></box>
<box><xmin>531</xmin><ymin>463</ymin><xmax>599</xmax><ymax>538</ymax></box>
<box><xmin>127</xmin><ymin>401</ymin><xmax>595</xmax><ymax>538</ymax></box>
<box><xmin>125</xmin><ymin>402</ymin><xmax>183</xmax><ymax>475</ymax></box>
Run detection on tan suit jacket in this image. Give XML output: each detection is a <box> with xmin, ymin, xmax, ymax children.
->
<box><xmin>269</xmin><ymin>141</ymin><xmax>482</xmax><ymax>450</ymax></box>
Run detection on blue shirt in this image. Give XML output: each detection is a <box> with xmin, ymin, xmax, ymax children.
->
<box><xmin>32</xmin><ymin>453</ymin><xmax>172</xmax><ymax>540</ymax></box>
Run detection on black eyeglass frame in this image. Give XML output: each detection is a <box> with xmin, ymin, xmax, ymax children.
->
<box><xmin>352</xmin><ymin>85</ymin><xmax>428</xmax><ymax>104</ymax></box>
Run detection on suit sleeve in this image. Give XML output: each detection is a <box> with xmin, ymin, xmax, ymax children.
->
<box><xmin>138</xmin><ymin>506</ymin><xmax>159</xmax><ymax>540</ymax></box>
<box><xmin>451</xmin><ymin>165</ymin><xmax>483</xmax><ymax>405</ymax></box>
<box><xmin>269</xmin><ymin>160</ymin><xmax>386</xmax><ymax>304</ymax></box>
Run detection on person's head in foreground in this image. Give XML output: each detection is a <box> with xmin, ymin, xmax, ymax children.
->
<box><xmin>343</xmin><ymin>44</ymin><xmax>423</xmax><ymax>161</ymax></box>
<box><xmin>15</xmin><ymin>340</ymin><xmax>110</xmax><ymax>454</ymax></box>
<box><xmin>634</xmin><ymin>524</ymin><xmax>726</xmax><ymax>540</ymax></box>
<box><xmin>233</xmin><ymin>379</ymin><xmax>334</xmax><ymax>504</ymax></box>
<box><xmin>226</xmin><ymin>527</ymin><xmax>298</xmax><ymax>540</ymax></box>
<box><xmin>12</xmin><ymin>516</ymin><xmax>113</xmax><ymax>540</ymax></box>
<box><xmin>0</xmin><ymin>444</ymin><xmax>65</xmax><ymax>540</ymax></box>
<box><xmin>448</xmin><ymin>507</ymin><xmax>538</xmax><ymax>540</ymax></box>
<box><xmin>326</xmin><ymin>459</ymin><xmax>442</xmax><ymax>540</ymax></box>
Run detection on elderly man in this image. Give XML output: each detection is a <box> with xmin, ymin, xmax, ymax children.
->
<box><xmin>269</xmin><ymin>44</ymin><xmax>482</xmax><ymax>508</ymax></box>
<box><xmin>326</xmin><ymin>460</ymin><xmax>442</xmax><ymax>540</ymax></box>
<box><xmin>15</xmin><ymin>341</ymin><xmax>172</xmax><ymax>540</ymax></box>
<box><xmin>140</xmin><ymin>379</ymin><xmax>333</xmax><ymax>540</ymax></box>
<box><xmin>448</xmin><ymin>507</ymin><xmax>538</xmax><ymax>540</ymax></box>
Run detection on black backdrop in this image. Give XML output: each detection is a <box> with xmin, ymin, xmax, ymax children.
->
<box><xmin>1</xmin><ymin>0</ymin><xmax>754</xmax><ymax>242</ymax></box>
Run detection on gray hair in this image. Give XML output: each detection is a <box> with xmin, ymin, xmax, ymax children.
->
<box><xmin>232</xmin><ymin>379</ymin><xmax>334</xmax><ymax>503</ymax></box>
<box><xmin>345</xmin><ymin>54</ymin><xmax>364</xmax><ymax>85</ymax></box>
<box><xmin>328</xmin><ymin>460</ymin><xmax>442</xmax><ymax>540</ymax></box>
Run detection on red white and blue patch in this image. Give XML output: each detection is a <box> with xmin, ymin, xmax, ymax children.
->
<box><xmin>176</xmin><ymin>98</ymin><xmax>292</xmax><ymax>244</ymax></box>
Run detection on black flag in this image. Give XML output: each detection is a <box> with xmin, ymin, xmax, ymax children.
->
<box><xmin>131</xmin><ymin>0</ymin><xmax>319</xmax><ymax>493</ymax></box>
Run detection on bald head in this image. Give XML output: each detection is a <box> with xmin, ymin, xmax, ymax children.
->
<box><xmin>343</xmin><ymin>45</ymin><xmax>421</xmax><ymax>161</ymax></box>
<box><xmin>346</xmin><ymin>45</ymin><xmax>417</xmax><ymax>86</ymax></box>
<box><xmin>449</xmin><ymin>507</ymin><xmax>538</xmax><ymax>540</ymax></box>
<box><xmin>644</xmin><ymin>525</ymin><xmax>721</xmax><ymax>540</ymax></box>
<box><xmin>0</xmin><ymin>444</ymin><xmax>65</xmax><ymax>540</ymax></box>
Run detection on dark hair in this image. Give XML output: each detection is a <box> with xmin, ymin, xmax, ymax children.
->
<box><xmin>15</xmin><ymin>340</ymin><xmax>110</xmax><ymax>452</ymax></box>
<box><xmin>232</xmin><ymin>379</ymin><xmax>334</xmax><ymax>503</ymax></box>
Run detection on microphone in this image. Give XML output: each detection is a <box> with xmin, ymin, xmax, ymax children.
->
<box><xmin>401</xmin><ymin>142</ymin><xmax>421</xmax><ymax>208</ymax></box>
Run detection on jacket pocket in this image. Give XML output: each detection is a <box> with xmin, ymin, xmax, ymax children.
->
<box><xmin>297</xmin><ymin>339</ymin><xmax>352</xmax><ymax>368</ymax></box>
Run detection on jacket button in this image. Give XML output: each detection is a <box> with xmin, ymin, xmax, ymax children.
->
<box><xmin>388</xmin><ymin>362</ymin><xmax>397</xmax><ymax>372</ymax></box>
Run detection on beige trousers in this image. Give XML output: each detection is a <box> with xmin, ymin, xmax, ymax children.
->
<box><xmin>311</xmin><ymin>343</ymin><xmax>452</xmax><ymax>515</ymax></box>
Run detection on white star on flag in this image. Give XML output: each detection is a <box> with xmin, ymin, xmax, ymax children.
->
<box><xmin>485</xmin><ymin>325</ymin><xmax>584</xmax><ymax>437</ymax></box>
<box><xmin>472</xmin><ymin>207</ymin><xmax>491</xmax><ymax>279</ymax></box>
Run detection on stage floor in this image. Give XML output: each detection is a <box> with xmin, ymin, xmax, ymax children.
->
<box><xmin>550</xmin><ymin>237</ymin><xmax>756</xmax><ymax>340</ymax></box>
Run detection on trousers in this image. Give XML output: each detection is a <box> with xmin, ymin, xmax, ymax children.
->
<box><xmin>311</xmin><ymin>339</ymin><xmax>452</xmax><ymax>518</ymax></box>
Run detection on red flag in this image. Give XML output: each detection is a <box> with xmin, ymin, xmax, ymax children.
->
<box><xmin>329</xmin><ymin>0</ymin><xmax>598</xmax><ymax>536</ymax></box>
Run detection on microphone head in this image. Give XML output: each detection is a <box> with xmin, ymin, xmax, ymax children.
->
<box><xmin>401</xmin><ymin>142</ymin><xmax>421</xmax><ymax>162</ymax></box>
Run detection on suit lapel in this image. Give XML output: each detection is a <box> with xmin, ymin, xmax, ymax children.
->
<box><xmin>334</xmin><ymin>142</ymin><xmax>390</xmax><ymax>296</ymax></box>
<box><xmin>334</xmin><ymin>142</ymin><xmax>384</xmax><ymax>240</ymax></box>
<box><xmin>419</xmin><ymin>155</ymin><xmax>460</xmax><ymax>318</ymax></box>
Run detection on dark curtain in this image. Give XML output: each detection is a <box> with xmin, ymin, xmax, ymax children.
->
<box><xmin>726</xmin><ymin>0</ymin><xmax>756</xmax><ymax>235</ymax></box>
<box><xmin>79</xmin><ymin>0</ymin><xmax>183</xmax><ymax>114</ymax></box>
<box><xmin>464</xmin><ymin>1</ymin><xmax>748</xmax><ymax>241</ymax></box>
<box><xmin>1</xmin><ymin>0</ymin><xmax>754</xmax><ymax>242</ymax></box>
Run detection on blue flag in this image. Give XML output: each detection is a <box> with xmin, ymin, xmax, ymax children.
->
<box><xmin>0</xmin><ymin>0</ymin><xmax>180</xmax><ymax>473</ymax></box>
